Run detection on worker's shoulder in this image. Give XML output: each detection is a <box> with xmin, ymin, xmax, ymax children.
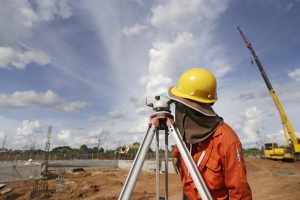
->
<box><xmin>214</xmin><ymin>122</ymin><xmax>241</xmax><ymax>145</ymax></box>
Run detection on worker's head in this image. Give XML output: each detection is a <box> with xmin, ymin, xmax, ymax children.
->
<box><xmin>168</xmin><ymin>68</ymin><xmax>217</xmax><ymax>116</ymax></box>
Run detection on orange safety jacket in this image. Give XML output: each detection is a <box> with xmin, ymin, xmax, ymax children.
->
<box><xmin>173</xmin><ymin>123</ymin><xmax>252</xmax><ymax>200</ymax></box>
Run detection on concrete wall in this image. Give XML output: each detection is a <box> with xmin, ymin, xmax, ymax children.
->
<box><xmin>48</xmin><ymin>159</ymin><xmax>119</xmax><ymax>168</ymax></box>
<box><xmin>0</xmin><ymin>159</ymin><xmax>175</xmax><ymax>182</ymax></box>
<box><xmin>0</xmin><ymin>160</ymin><xmax>119</xmax><ymax>183</ymax></box>
<box><xmin>118</xmin><ymin>160</ymin><xmax>176</xmax><ymax>173</ymax></box>
<box><xmin>0</xmin><ymin>161</ymin><xmax>42</xmax><ymax>182</ymax></box>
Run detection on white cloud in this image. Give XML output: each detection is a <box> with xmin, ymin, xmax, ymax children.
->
<box><xmin>54</xmin><ymin>128</ymin><xmax>110</xmax><ymax>148</ymax></box>
<box><xmin>87</xmin><ymin>128</ymin><xmax>105</xmax><ymax>137</ymax></box>
<box><xmin>151</xmin><ymin>0</ymin><xmax>228</xmax><ymax>32</ymax></box>
<box><xmin>86</xmin><ymin>128</ymin><xmax>110</xmax><ymax>145</ymax></box>
<box><xmin>34</xmin><ymin>0</ymin><xmax>72</xmax><ymax>21</ymax></box>
<box><xmin>0</xmin><ymin>131</ymin><xmax>5</xmax><ymax>141</ymax></box>
<box><xmin>89</xmin><ymin>109</ymin><xmax>127</xmax><ymax>123</ymax></box>
<box><xmin>261</xmin><ymin>0</ymin><xmax>300</xmax><ymax>12</ymax></box>
<box><xmin>216</xmin><ymin>75</ymin><xmax>300</xmax><ymax>149</ymax></box>
<box><xmin>0</xmin><ymin>0</ymin><xmax>72</xmax><ymax>44</ymax></box>
<box><xmin>0</xmin><ymin>47</ymin><xmax>50</xmax><ymax>69</ymax></box>
<box><xmin>57</xmin><ymin>129</ymin><xmax>71</xmax><ymax>141</ymax></box>
<box><xmin>88</xmin><ymin>115</ymin><xmax>105</xmax><ymax>123</ymax></box>
<box><xmin>122</xmin><ymin>23</ymin><xmax>147</xmax><ymax>36</ymax></box>
<box><xmin>141</xmin><ymin>74</ymin><xmax>172</xmax><ymax>96</ymax></box>
<box><xmin>142</xmin><ymin>1</ymin><xmax>232</xmax><ymax>97</ymax></box>
<box><xmin>16</xmin><ymin>120</ymin><xmax>42</xmax><ymax>136</ymax></box>
<box><xmin>0</xmin><ymin>0</ymin><xmax>72</xmax><ymax>69</ymax></box>
<box><xmin>107</xmin><ymin>110</ymin><xmax>126</xmax><ymax>119</ymax></box>
<box><xmin>62</xmin><ymin>101</ymin><xmax>87</xmax><ymax>112</ymax></box>
<box><xmin>263</xmin><ymin>129</ymin><xmax>298</xmax><ymax>147</ymax></box>
<box><xmin>269</xmin><ymin>129</ymin><xmax>286</xmax><ymax>145</ymax></box>
<box><xmin>0</xmin><ymin>0</ymin><xmax>38</xmax><ymax>45</ymax></box>
<box><xmin>149</xmin><ymin>32</ymin><xmax>195</xmax><ymax>76</ymax></box>
<box><xmin>0</xmin><ymin>90</ymin><xmax>87</xmax><ymax>111</ymax></box>
<box><xmin>129</xmin><ymin>116</ymin><xmax>148</xmax><ymax>134</ymax></box>
<box><xmin>233</xmin><ymin>106</ymin><xmax>264</xmax><ymax>147</ymax></box>
<box><xmin>142</xmin><ymin>32</ymin><xmax>196</xmax><ymax>96</ymax></box>
<box><xmin>288</xmin><ymin>68</ymin><xmax>300</xmax><ymax>81</ymax></box>
<box><xmin>136</xmin><ymin>107</ymin><xmax>146</xmax><ymax>115</ymax></box>
<box><xmin>202</xmin><ymin>46</ymin><xmax>232</xmax><ymax>78</ymax></box>
<box><xmin>4</xmin><ymin>120</ymin><xmax>44</xmax><ymax>150</ymax></box>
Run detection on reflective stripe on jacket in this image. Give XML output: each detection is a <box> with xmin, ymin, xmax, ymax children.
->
<box><xmin>173</xmin><ymin>123</ymin><xmax>252</xmax><ymax>200</ymax></box>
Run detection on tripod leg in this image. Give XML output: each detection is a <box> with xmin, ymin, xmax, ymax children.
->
<box><xmin>164</xmin><ymin>129</ymin><xmax>168</xmax><ymax>200</ymax></box>
<box><xmin>156</xmin><ymin>128</ymin><xmax>160</xmax><ymax>200</ymax></box>
<box><xmin>118</xmin><ymin>125</ymin><xmax>156</xmax><ymax>200</ymax></box>
<box><xmin>169</xmin><ymin>124</ymin><xmax>213</xmax><ymax>200</ymax></box>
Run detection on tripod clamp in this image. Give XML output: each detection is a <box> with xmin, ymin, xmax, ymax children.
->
<box><xmin>149</xmin><ymin>111</ymin><xmax>173</xmax><ymax>129</ymax></box>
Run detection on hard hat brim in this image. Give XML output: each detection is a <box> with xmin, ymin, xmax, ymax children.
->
<box><xmin>168</xmin><ymin>87</ymin><xmax>216</xmax><ymax>117</ymax></box>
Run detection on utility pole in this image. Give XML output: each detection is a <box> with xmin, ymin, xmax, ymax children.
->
<box><xmin>256</xmin><ymin>130</ymin><xmax>261</xmax><ymax>157</ymax></box>
<box><xmin>43</xmin><ymin>126</ymin><xmax>52</xmax><ymax>164</ymax></box>
<box><xmin>1</xmin><ymin>135</ymin><xmax>6</xmax><ymax>150</ymax></box>
<box><xmin>256</xmin><ymin>130</ymin><xmax>260</xmax><ymax>148</ymax></box>
<box><xmin>42</xmin><ymin>126</ymin><xmax>52</xmax><ymax>179</ymax></box>
<box><xmin>97</xmin><ymin>139</ymin><xmax>101</xmax><ymax>159</ymax></box>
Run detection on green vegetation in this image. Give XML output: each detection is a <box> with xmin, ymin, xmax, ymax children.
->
<box><xmin>243</xmin><ymin>148</ymin><xmax>263</xmax><ymax>157</ymax></box>
<box><xmin>0</xmin><ymin>143</ymin><xmax>263</xmax><ymax>161</ymax></box>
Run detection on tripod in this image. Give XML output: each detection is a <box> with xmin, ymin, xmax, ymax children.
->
<box><xmin>118</xmin><ymin>96</ymin><xmax>212</xmax><ymax>200</ymax></box>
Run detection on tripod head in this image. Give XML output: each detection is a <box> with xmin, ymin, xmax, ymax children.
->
<box><xmin>146</xmin><ymin>95</ymin><xmax>172</xmax><ymax>113</ymax></box>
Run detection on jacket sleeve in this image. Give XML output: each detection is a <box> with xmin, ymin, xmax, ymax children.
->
<box><xmin>223</xmin><ymin>141</ymin><xmax>252</xmax><ymax>200</ymax></box>
<box><xmin>173</xmin><ymin>144</ymin><xmax>180</xmax><ymax>157</ymax></box>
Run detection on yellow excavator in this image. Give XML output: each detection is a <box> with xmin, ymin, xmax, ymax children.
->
<box><xmin>119</xmin><ymin>146</ymin><xmax>130</xmax><ymax>154</ymax></box>
<box><xmin>238</xmin><ymin>27</ymin><xmax>300</xmax><ymax>161</ymax></box>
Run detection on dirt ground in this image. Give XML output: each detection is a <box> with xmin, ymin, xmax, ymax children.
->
<box><xmin>1</xmin><ymin>157</ymin><xmax>300</xmax><ymax>200</ymax></box>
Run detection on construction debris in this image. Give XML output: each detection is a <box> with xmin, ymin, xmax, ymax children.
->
<box><xmin>29</xmin><ymin>180</ymin><xmax>50</xmax><ymax>200</ymax></box>
<box><xmin>0</xmin><ymin>187</ymin><xmax>12</xmax><ymax>195</ymax></box>
<box><xmin>0</xmin><ymin>184</ymin><xmax>5</xmax><ymax>190</ymax></box>
<box><xmin>56</xmin><ymin>169</ymin><xmax>65</xmax><ymax>193</ymax></box>
<box><xmin>71</xmin><ymin>168</ymin><xmax>84</xmax><ymax>172</ymax></box>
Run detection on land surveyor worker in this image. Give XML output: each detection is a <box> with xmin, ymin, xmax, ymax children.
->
<box><xmin>169</xmin><ymin>68</ymin><xmax>252</xmax><ymax>200</ymax></box>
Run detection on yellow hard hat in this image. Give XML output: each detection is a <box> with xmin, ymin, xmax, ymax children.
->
<box><xmin>170</xmin><ymin>68</ymin><xmax>217</xmax><ymax>104</ymax></box>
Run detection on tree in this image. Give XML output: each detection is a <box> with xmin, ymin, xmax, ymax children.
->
<box><xmin>80</xmin><ymin>144</ymin><xmax>88</xmax><ymax>152</ymax></box>
<box><xmin>92</xmin><ymin>146</ymin><xmax>98</xmax><ymax>153</ymax></box>
<box><xmin>52</xmin><ymin>146</ymin><xmax>71</xmax><ymax>154</ymax></box>
<box><xmin>99</xmin><ymin>148</ymin><xmax>104</xmax><ymax>153</ymax></box>
<box><xmin>148</xmin><ymin>147</ymin><xmax>154</xmax><ymax>153</ymax></box>
<box><xmin>132</xmin><ymin>142</ymin><xmax>140</xmax><ymax>146</ymax></box>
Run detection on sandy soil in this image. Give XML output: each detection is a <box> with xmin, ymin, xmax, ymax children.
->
<box><xmin>1</xmin><ymin>157</ymin><xmax>300</xmax><ymax>200</ymax></box>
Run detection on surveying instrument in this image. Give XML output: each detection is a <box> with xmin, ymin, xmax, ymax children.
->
<box><xmin>118</xmin><ymin>95</ymin><xmax>212</xmax><ymax>200</ymax></box>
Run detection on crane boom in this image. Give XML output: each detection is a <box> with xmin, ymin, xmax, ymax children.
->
<box><xmin>237</xmin><ymin>26</ymin><xmax>300</xmax><ymax>154</ymax></box>
<box><xmin>237</xmin><ymin>27</ymin><xmax>273</xmax><ymax>91</ymax></box>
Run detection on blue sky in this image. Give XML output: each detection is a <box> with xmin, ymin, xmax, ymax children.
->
<box><xmin>0</xmin><ymin>0</ymin><xmax>299</xmax><ymax>150</ymax></box>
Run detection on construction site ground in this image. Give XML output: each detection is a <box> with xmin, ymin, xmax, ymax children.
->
<box><xmin>1</xmin><ymin>157</ymin><xmax>300</xmax><ymax>200</ymax></box>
